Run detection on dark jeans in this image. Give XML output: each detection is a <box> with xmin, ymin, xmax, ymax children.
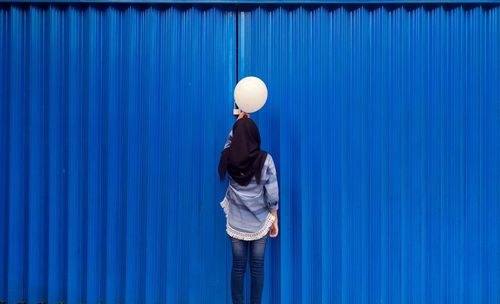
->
<box><xmin>230</xmin><ymin>234</ymin><xmax>268</xmax><ymax>304</ymax></box>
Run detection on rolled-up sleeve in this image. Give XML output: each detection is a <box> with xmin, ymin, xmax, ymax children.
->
<box><xmin>264</xmin><ymin>155</ymin><xmax>279</xmax><ymax>211</ymax></box>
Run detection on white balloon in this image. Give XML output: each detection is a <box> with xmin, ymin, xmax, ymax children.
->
<box><xmin>234</xmin><ymin>76</ymin><xmax>268</xmax><ymax>113</ymax></box>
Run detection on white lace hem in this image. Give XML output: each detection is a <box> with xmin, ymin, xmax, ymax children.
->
<box><xmin>220</xmin><ymin>197</ymin><xmax>276</xmax><ymax>241</ymax></box>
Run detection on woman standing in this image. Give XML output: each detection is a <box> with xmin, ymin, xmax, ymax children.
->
<box><xmin>218</xmin><ymin>112</ymin><xmax>279</xmax><ymax>304</ymax></box>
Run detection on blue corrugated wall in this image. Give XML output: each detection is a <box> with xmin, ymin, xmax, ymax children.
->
<box><xmin>0</xmin><ymin>5</ymin><xmax>237</xmax><ymax>303</ymax></box>
<box><xmin>1</xmin><ymin>3</ymin><xmax>499</xmax><ymax>304</ymax></box>
<box><xmin>239</xmin><ymin>6</ymin><xmax>500</xmax><ymax>303</ymax></box>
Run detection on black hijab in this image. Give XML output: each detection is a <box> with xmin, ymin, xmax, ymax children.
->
<box><xmin>218</xmin><ymin>118</ymin><xmax>268</xmax><ymax>186</ymax></box>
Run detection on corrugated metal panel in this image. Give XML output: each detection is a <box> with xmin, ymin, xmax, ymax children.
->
<box><xmin>1</xmin><ymin>3</ymin><xmax>500</xmax><ymax>304</ymax></box>
<box><xmin>0</xmin><ymin>4</ymin><xmax>237</xmax><ymax>303</ymax></box>
<box><xmin>2</xmin><ymin>0</ymin><xmax>500</xmax><ymax>4</ymax></box>
<box><xmin>239</xmin><ymin>5</ymin><xmax>500</xmax><ymax>304</ymax></box>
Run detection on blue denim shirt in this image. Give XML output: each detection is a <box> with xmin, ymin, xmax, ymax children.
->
<box><xmin>220</xmin><ymin>130</ymin><xmax>279</xmax><ymax>240</ymax></box>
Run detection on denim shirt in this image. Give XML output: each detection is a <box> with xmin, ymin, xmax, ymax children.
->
<box><xmin>220</xmin><ymin>130</ymin><xmax>279</xmax><ymax>240</ymax></box>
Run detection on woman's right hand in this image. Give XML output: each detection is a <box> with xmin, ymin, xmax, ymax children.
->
<box><xmin>269</xmin><ymin>220</ymin><xmax>279</xmax><ymax>238</ymax></box>
<box><xmin>237</xmin><ymin>111</ymin><xmax>249</xmax><ymax>120</ymax></box>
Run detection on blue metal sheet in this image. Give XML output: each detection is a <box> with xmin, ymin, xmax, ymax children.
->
<box><xmin>0</xmin><ymin>4</ymin><xmax>237</xmax><ymax>303</ymax></box>
<box><xmin>2</xmin><ymin>0</ymin><xmax>500</xmax><ymax>4</ymax></box>
<box><xmin>1</xmin><ymin>3</ymin><xmax>500</xmax><ymax>304</ymax></box>
<box><xmin>238</xmin><ymin>5</ymin><xmax>500</xmax><ymax>304</ymax></box>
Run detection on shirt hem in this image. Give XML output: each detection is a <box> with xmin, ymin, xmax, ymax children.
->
<box><xmin>220</xmin><ymin>197</ymin><xmax>276</xmax><ymax>241</ymax></box>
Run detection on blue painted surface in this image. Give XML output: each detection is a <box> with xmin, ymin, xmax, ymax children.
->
<box><xmin>0</xmin><ymin>5</ymin><xmax>237</xmax><ymax>303</ymax></box>
<box><xmin>2</xmin><ymin>0</ymin><xmax>500</xmax><ymax>4</ymax></box>
<box><xmin>239</xmin><ymin>5</ymin><xmax>500</xmax><ymax>303</ymax></box>
<box><xmin>3</xmin><ymin>0</ymin><xmax>500</xmax><ymax>6</ymax></box>
<box><xmin>1</xmin><ymin>3</ymin><xmax>500</xmax><ymax>304</ymax></box>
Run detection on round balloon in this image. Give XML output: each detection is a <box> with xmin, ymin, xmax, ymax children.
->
<box><xmin>234</xmin><ymin>76</ymin><xmax>268</xmax><ymax>113</ymax></box>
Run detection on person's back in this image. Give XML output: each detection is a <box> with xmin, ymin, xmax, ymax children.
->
<box><xmin>218</xmin><ymin>114</ymin><xmax>279</xmax><ymax>304</ymax></box>
<box><xmin>223</xmin><ymin>153</ymin><xmax>278</xmax><ymax>239</ymax></box>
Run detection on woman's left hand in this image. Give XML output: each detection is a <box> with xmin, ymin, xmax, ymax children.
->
<box><xmin>269</xmin><ymin>220</ymin><xmax>279</xmax><ymax>238</ymax></box>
